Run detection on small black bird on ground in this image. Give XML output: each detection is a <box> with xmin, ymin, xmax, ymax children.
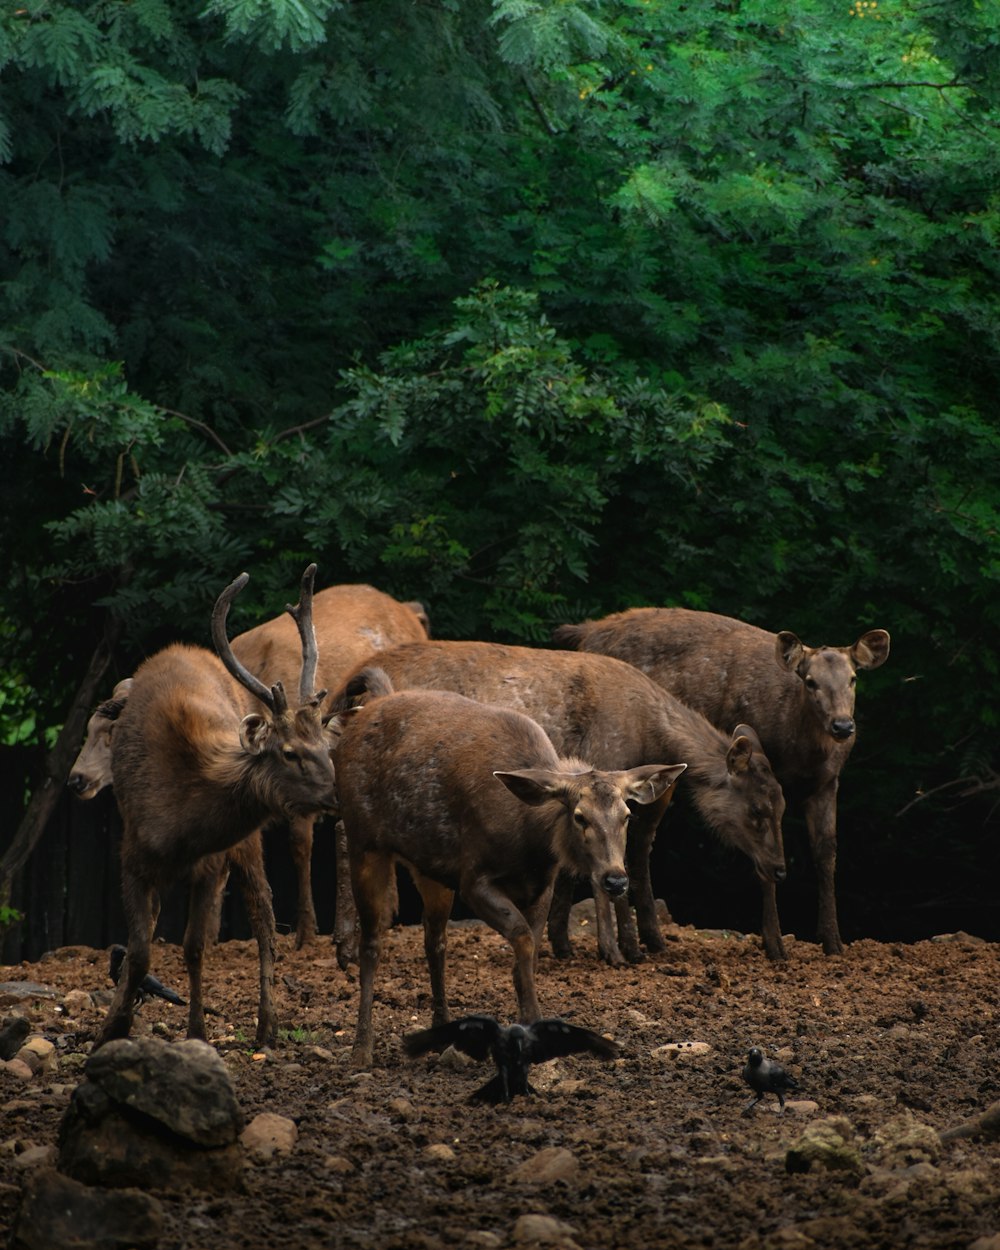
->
<box><xmin>108</xmin><ymin>945</ymin><xmax>186</xmax><ymax>1007</ymax></box>
<box><xmin>741</xmin><ymin>1046</ymin><xmax>800</xmax><ymax>1115</ymax></box>
<box><xmin>403</xmin><ymin>1014</ymin><xmax>621</xmax><ymax>1105</ymax></box>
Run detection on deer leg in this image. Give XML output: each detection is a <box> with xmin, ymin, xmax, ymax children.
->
<box><xmin>546</xmin><ymin>869</ymin><xmax>576</xmax><ymax>960</ymax></box>
<box><xmin>183</xmin><ymin>854</ymin><xmax>227</xmax><ymax>1041</ymax></box>
<box><xmin>464</xmin><ymin>877</ymin><xmax>542</xmax><ymax>1023</ymax></box>
<box><xmin>411</xmin><ymin>871</ymin><xmax>455</xmax><ymax>1027</ymax></box>
<box><xmin>95</xmin><ymin>855</ymin><xmax>156</xmax><ymax>1049</ymax></box>
<box><xmin>351</xmin><ymin>850</ymin><xmax>394</xmax><ymax>1069</ymax></box>
<box><xmin>228</xmin><ymin>833</ymin><xmax>279</xmax><ymax>1047</ymax></box>
<box><xmin>290</xmin><ymin>814</ymin><xmax>318</xmax><ymax>949</ymax></box>
<box><xmin>805</xmin><ymin>783</ymin><xmax>844</xmax><ymax>955</ymax></box>
<box><xmin>759</xmin><ymin>877</ymin><xmax>787</xmax><ymax>961</ymax></box>
<box><xmin>334</xmin><ymin>819</ymin><xmax>360</xmax><ymax>969</ymax></box>
<box><xmin>629</xmin><ymin>797</ymin><xmax>674</xmax><ymax>952</ymax></box>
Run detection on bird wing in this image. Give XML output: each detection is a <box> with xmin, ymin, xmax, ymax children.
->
<box><xmin>525</xmin><ymin>1019</ymin><xmax>621</xmax><ymax>1062</ymax></box>
<box><xmin>145</xmin><ymin>976</ymin><xmax>186</xmax><ymax>1006</ymax></box>
<box><xmin>402</xmin><ymin>1015</ymin><xmax>500</xmax><ymax>1062</ymax></box>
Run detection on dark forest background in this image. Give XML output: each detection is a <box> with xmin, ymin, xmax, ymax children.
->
<box><xmin>2</xmin><ymin>0</ymin><xmax>998</xmax><ymax>962</ymax></box>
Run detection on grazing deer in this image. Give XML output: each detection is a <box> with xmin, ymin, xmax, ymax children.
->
<box><xmin>554</xmin><ymin>608</ymin><xmax>890</xmax><ymax>957</ymax></box>
<box><xmin>230</xmin><ymin>584</ymin><xmax>429</xmax><ymax>948</ymax></box>
<box><xmin>95</xmin><ymin>565</ymin><xmax>338</xmax><ymax>1050</ymax></box>
<box><xmin>332</xmin><ymin>640</ymin><xmax>786</xmax><ymax>963</ymax></box>
<box><xmin>331</xmin><ymin>668</ymin><xmax>684</xmax><ymax>1068</ymax></box>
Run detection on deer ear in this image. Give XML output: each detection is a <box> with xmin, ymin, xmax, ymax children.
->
<box><xmin>726</xmin><ymin>733</ymin><xmax>754</xmax><ymax>776</ymax></box>
<box><xmin>240</xmin><ymin>713</ymin><xmax>274</xmax><ymax>755</ymax></box>
<box><xmin>493</xmin><ymin>769</ymin><xmax>565</xmax><ymax>806</ymax></box>
<box><xmin>852</xmin><ymin>629</ymin><xmax>890</xmax><ymax>670</ymax></box>
<box><xmin>775</xmin><ymin>631</ymin><xmax>805</xmax><ymax>673</ymax></box>
<box><xmin>623</xmin><ymin>763</ymin><xmax>687</xmax><ymax>805</ymax></box>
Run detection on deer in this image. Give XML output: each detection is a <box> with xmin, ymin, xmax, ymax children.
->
<box><xmin>554</xmin><ymin>607</ymin><xmax>891</xmax><ymax>958</ymax></box>
<box><xmin>330</xmin><ymin>639</ymin><xmax>787</xmax><ymax>964</ymax></box>
<box><xmin>69</xmin><ymin>586</ymin><xmax>429</xmax><ymax>952</ymax></box>
<box><xmin>329</xmin><ymin>668</ymin><xmax>684</xmax><ymax>1068</ymax></box>
<box><xmin>94</xmin><ymin>565</ymin><xmax>339</xmax><ymax>1051</ymax></box>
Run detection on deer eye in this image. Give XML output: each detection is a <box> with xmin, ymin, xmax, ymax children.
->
<box><xmin>282</xmin><ymin>747</ymin><xmax>299</xmax><ymax>763</ymax></box>
<box><xmin>573</xmin><ymin>811</ymin><xmax>586</xmax><ymax>827</ymax></box>
<box><xmin>804</xmin><ymin>677</ymin><xmax>819</xmax><ymax>691</ymax></box>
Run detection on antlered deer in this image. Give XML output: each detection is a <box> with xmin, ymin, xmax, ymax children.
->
<box><xmin>331</xmin><ymin>668</ymin><xmax>684</xmax><ymax>1068</ymax></box>
<box><xmin>95</xmin><ymin>565</ymin><xmax>338</xmax><ymax>1050</ymax></box>
<box><xmin>68</xmin><ymin>586</ymin><xmax>429</xmax><ymax>950</ymax></box>
<box><xmin>331</xmin><ymin>640</ymin><xmax>786</xmax><ymax>964</ymax></box>
<box><xmin>554</xmin><ymin>608</ymin><xmax>890</xmax><ymax>958</ymax></box>
<box><xmin>229</xmin><ymin>584</ymin><xmax>429</xmax><ymax>947</ymax></box>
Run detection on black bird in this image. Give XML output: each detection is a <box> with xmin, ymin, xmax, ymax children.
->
<box><xmin>403</xmin><ymin>1014</ymin><xmax>621</xmax><ymax>1105</ymax></box>
<box><xmin>741</xmin><ymin>1046</ymin><xmax>800</xmax><ymax>1115</ymax></box>
<box><xmin>108</xmin><ymin>945</ymin><xmax>187</xmax><ymax>1007</ymax></box>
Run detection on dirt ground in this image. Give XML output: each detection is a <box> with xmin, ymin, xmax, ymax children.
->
<box><xmin>1</xmin><ymin>910</ymin><xmax>998</xmax><ymax>1250</ymax></box>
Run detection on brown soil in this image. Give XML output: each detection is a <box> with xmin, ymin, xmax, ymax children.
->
<box><xmin>1</xmin><ymin>915</ymin><xmax>999</xmax><ymax>1250</ymax></box>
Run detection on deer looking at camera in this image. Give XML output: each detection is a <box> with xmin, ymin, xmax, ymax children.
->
<box><xmin>95</xmin><ymin>565</ymin><xmax>339</xmax><ymax>1050</ymax></box>
<box><xmin>330</xmin><ymin>668</ymin><xmax>685</xmax><ymax>1068</ymax></box>
<box><xmin>555</xmin><ymin>607</ymin><xmax>890</xmax><ymax>958</ymax></box>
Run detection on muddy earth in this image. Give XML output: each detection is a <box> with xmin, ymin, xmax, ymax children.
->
<box><xmin>1</xmin><ymin>910</ymin><xmax>998</xmax><ymax>1250</ymax></box>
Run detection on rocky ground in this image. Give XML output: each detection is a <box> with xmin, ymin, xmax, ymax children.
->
<box><xmin>1</xmin><ymin>908</ymin><xmax>999</xmax><ymax>1250</ymax></box>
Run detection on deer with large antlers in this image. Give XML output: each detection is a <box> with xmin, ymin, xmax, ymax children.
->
<box><xmin>95</xmin><ymin>565</ymin><xmax>338</xmax><ymax>1050</ymax></box>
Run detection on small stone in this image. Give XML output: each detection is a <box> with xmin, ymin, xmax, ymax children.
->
<box><xmin>511</xmin><ymin>1147</ymin><xmax>579</xmax><ymax>1184</ymax></box>
<box><xmin>465</xmin><ymin>1233</ymin><xmax>503</xmax><ymax>1249</ymax></box>
<box><xmin>424</xmin><ymin>1143</ymin><xmax>456</xmax><ymax>1162</ymax></box>
<box><xmin>785</xmin><ymin>1116</ymin><xmax>863</xmax><ymax>1176</ymax></box>
<box><xmin>3</xmin><ymin>1059</ymin><xmax>33</xmax><ymax>1081</ymax></box>
<box><xmin>19</xmin><ymin>1038</ymin><xmax>57</xmax><ymax>1076</ymax></box>
<box><xmin>307</xmin><ymin>1046</ymin><xmax>334</xmax><ymax>1061</ymax></box>
<box><xmin>436</xmin><ymin>1045</ymin><xmax>474</xmax><ymax>1071</ymax></box>
<box><xmin>651</xmin><ymin>1041</ymin><xmax>712</xmax><ymax>1060</ymax></box>
<box><xmin>241</xmin><ymin>1111</ymin><xmax>298</xmax><ymax>1159</ymax></box>
<box><xmin>785</xmin><ymin>1101</ymin><xmax>820</xmax><ymax>1116</ymax></box>
<box><xmin>12</xmin><ymin>1144</ymin><xmax>55</xmax><ymax>1169</ymax></box>
<box><xmin>60</xmin><ymin>990</ymin><xmax>93</xmax><ymax>1017</ymax></box>
<box><xmin>873</xmin><ymin>1110</ymin><xmax>941</xmax><ymax>1168</ymax></box>
<box><xmin>322</xmin><ymin>1154</ymin><xmax>355</xmax><ymax>1174</ymax></box>
<box><xmin>387</xmin><ymin>1096</ymin><xmax>414</xmax><ymax>1119</ymax></box>
<box><xmin>512</xmin><ymin>1213</ymin><xmax>581</xmax><ymax>1246</ymax></box>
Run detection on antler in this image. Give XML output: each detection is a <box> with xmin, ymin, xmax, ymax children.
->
<box><xmin>212</xmin><ymin>573</ymin><xmax>288</xmax><ymax>714</ymax></box>
<box><xmin>286</xmin><ymin>563</ymin><xmax>323</xmax><ymax>703</ymax></box>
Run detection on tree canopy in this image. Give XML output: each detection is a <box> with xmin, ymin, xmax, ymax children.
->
<box><xmin>2</xmin><ymin>0</ymin><xmax>998</xmax><ymax>937</ymax></box>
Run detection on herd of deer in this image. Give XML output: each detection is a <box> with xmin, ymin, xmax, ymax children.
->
<box><xmin>67</xmin><ymin>566</ymin><xmax>890</xmax><ymax>1068</ymax></box>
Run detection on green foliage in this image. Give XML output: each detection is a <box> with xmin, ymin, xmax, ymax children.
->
<box><xmin>0</xmin><ymin>0</ymin><xmax>999</xmax><ymax>925</ymax></box>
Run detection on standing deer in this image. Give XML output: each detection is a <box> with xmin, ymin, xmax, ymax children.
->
<box><xmin>331</xmin><ymin>640</ymin><xmax>786</xmax><ymax>963</ymax></box>
<box><xmin>554</xmin><ymin>608</ymin><xmax>890</xmax><ymax>957</ymax></box>
<box><xmin>331</xmin><ymin>668</ymin><xmax>684</xmax><ymax>1068</ymax></box>
<box><xmin>70</xmin><ymin>586</ymin><xmax>429</xmax><ymax>951</ymax></box>
<box><xmin>95</xmin><ymin>565</ymin><xmax>338</xmax><ymax>1050</ymax></box>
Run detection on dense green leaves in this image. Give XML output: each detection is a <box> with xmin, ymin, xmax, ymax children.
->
<box><xmin>1</xmin><ymin>0</ymin><xmax>999</xmax><ymax>912</ymax></box>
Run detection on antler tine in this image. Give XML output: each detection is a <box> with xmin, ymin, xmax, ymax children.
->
<box><xmin>286</xmin><ymin>562</ymin><xmax>321</xmax><ymax>704</ymax></box>
<box><xmin>211</xmin><ymin>573</ymin><xmax>286</xmax><ymax>714</ymax></box>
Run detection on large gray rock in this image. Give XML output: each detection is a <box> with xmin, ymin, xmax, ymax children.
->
<box><xmin>58</xmin><ymin>1037</ymin><xmax>244</xmax><ymax>1192</ymax></box>
<box><xmin>10</xmin><ymin>1169</ymin><xmax>163</xmax><ymax>1250</ymax></box>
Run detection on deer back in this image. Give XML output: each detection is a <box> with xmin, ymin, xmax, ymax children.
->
<box><xmin>232</xmin><ymin>584</ymin><xmax>429</xmax><ymax>697</ymax></box>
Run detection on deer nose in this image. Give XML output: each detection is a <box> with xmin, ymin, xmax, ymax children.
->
<box><xmin>830</xmin><ymin>717</ymin><xmax>855</xmax><ymax>740</ymax></box>
<box><xmin>774</xmin><ymin>866</ymin><xmax>787</xmax><ymax>883</ymax></box>
<box><xmin>67</xmin><ymin>773</ymin><xmax>86</xmax><ymax>793</ymax></box>
<box><xmin>602</xmin><ymin>873</ymin><xmax>629</xmax><ymax>898</ymax></box>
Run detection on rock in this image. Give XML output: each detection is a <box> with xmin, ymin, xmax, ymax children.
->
<box><xmin>19</xmin><ymin>1037</ymin><xmax>57</xmax><ymax>1076</ymax></box>
<box><xmin>387</xmin><ymin>1096</ymin><xmax>415</xmax><ymax>1119</ymax></box>
<box><xmin>785</xmin><ymin>1116</ymin><xmax>863</xmax><ymax>1176</ymax></box>
<box><xmin>436</xmin><ymin>1044</ymin><xmax>474</xmax><ymax>1071</ymax></box>
<box><xmin>873</xmin><ymin>1110</ymin><xmax>941</xmax><ymax>1167</ymax></box>
<box><xmin>4</xmin><ymin>1058</ymin><xmax>34</xmax><ymax>1080</ymax></box>
<box><xmin>785</xmin><ymin>1101</ymin><xmax>820</xmax><ymax>1116</ymax></box>
<box><xmin>240</xmin><ymin>1111</ymin><xmax>298</xmax><ymax>1159</ymax></box>
<box><xmin>12</xmin><ymin>1144</ymin><xmax>55</xmax><ymax>1168</ymax></box>
<box><xmin>61</xmin><ymin>990</ymin><xmax>94</xmax><ymax>1017</ymax></box>
<box><xmin>424</xmin><ymin>1143</ymin><xmax>457</xmax><ymax>1162</ymax></box>
<box><xmin>512</xmin><ymin>1213</ymin><xmax>581</xmax><ymax>1246</ymax></box>
<box><xmin>652</xmin><ymin>1041</ymin><xmax>712</xmax><ymax>1060</ymax></box>
<box><xmin>0</xmin><ymin>984</ymin><xmax>58</xmax><ymax>1005</ymax></box>
<box><xmin>511</xmin><ymin>1147</ymin><xmax>579</xmax><ymax>1184</ymax></box>
<box><xmin>0</xmin><ymin>1015</ymin><xmax>31</xmax><ymax>1060</ymax></box>
<box><xmin>969</xmin><ymin>1235</ymin><xmax>1000</xmax><ymax>1250</ymax></box>
<box><xmin>58</xmin><ymin>1036</ymin><xmax>244</xmax><ymax>1192</ymax></box>
<box><xmin>10</xmin><ymin>1169</ymin><xmax>163</xmax><ymax>1250</ymax></box>
<box><xmin>323</xmin><ymin>1154</ymin><xmax>355</xmax><ymax>1173</ymax></box>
